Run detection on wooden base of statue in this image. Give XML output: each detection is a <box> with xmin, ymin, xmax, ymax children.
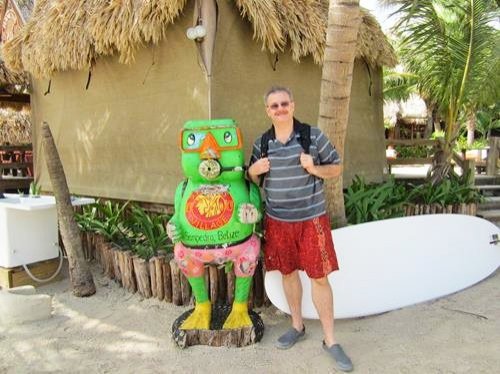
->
<box><xmin>171</xmin><ymin>303</ymin><xmax>264</xmax><ymax>348</ymax></box>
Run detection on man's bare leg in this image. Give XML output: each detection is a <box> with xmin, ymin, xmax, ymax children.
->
<box><xmin>311</xmin><ymin>277</ymin><xmax>335</xmax><ymax>346</ymax></box>
<box><xmin>282</xmin><ymin>270</ymin><xmax>304</xmax><ymax>331</ymax></box>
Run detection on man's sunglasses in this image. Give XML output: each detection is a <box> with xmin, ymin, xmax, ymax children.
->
<box><xmin>268</xmin><ymin>101</ymin><xmax>291</xmax><ymax>110</ymax></box>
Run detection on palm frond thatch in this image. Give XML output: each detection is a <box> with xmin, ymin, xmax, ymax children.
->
<box><xmin>2</xmin><ymin>0</ymin><xmax>396</xmax><ymax>78</ymax></box>
<box><xmin>0</xmin><ymin>109</ymin><xmax>31</xmax><ymax>145</ymax></box>
<box><xmin>0</xmin><ymin>57</ymin><xmax>28</xmax><ymax>86</ymax></box>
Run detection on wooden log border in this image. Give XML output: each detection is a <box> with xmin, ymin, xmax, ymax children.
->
<box><xmin>82</xmin><ymin>232</ymin><xmax>268</xmax><ymax>308</ymax></box>
<box><xmin>80</xmin><ymin>203</ymin><xmax>476</xmax><ymax>307</ymax></box>
<box><xmin>404</xmin><ymin>202</ymin><xmax>477</xmax><ymax>217</ymax></box>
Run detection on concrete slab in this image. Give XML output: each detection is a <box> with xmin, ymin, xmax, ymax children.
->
<box><xmin>0</xmin><ymin>285</ymin><xmax>52</xmax><ymax>325</ymax></box>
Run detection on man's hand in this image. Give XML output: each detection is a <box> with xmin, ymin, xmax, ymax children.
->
<box><xmin>300</xmin><ymin>152</ymin><xmax>342</xmax><ymax>179</ymax></box>
<box><xmin>300</xmin><ymin>152</ymin><xmax>315</xmax><ymax>173</ymax></box>
<box><xmin>247</xmin><ymin>157</ymin><xmax>270</xmax><ymax>184</ymax></box>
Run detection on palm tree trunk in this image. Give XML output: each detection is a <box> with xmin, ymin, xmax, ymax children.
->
<box><xmin>466</xmin><ymin>112</ymin><xmax>476</xmax><ymax>147</ymax></box>
<box><xmin>423</xmin><ymin>100</ymin><xmax>435</xmax><ymax>138</ymax></box>
<box><xmin>318</xmin><ymin>0</ymin><xmax>361</xmax><ymax>228</ymax></box>
<box><xmin>41</xmin><ymin>122</ymin><xmax>96</xmax><ymax>297</ymax></box>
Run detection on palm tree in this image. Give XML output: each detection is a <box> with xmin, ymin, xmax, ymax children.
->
<box><xmin>318</xmin><ymin>0</ymin><xmax>362</xmax><ymax>227</ymax></box>
<box><xmin>384</xmin><ymin>0</ymin><xmax>499</xmax><ymax>182</ymax></box>
<box><xmin>41</xmin><ymin>122</ymin><xmax>96</xmax><ymax>297</ymax></box>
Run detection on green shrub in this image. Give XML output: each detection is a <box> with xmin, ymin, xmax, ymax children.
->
<box><xmin>407</xmin><ymin>171</ymin><xmax>483</xmax><ymax>205</ymax></box>
<box><xmin>344</xmin><ymin>173</ymin><xmax>483</xmax><ymax>225</ymax></box>
<box><xmin>455</xmin><ymin>136</ymin><xmax>488</xmax><ymax>151</ymax></box>
<box><xmin>76</xmin><ymin>200</ymin><xmax>173</xmax><ymax>260</ymax></box>
<box><xmin>75</xmin><ymin>200</ymin><xmax>131</xmax><ymax>247</ymax></box>
<box><xmin>344</xmin><ymin>176</ymin><xmax>408</xmax><ymax>224</ymax></box>
<box><xmin>394</xmin><ymin>145</ymin><xmax>432</xmax><ymax>158</ymax></box>
<box><xmin>127</xmin><ymin>205</ymin><xmax>172</xmax><ymax>259</ymax></box>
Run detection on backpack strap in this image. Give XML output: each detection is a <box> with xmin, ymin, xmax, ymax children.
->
<box><xmin>293</xmin><ymin>118</ymin><xmax>311</xmax><ymax>155</ymax></box>
<box><xmin>259</xmin><ymin>127</ymin><xmax>273</xmax><ymax>187</ymax></box>
<box><xmin>260</xmin><ymin>127</ymin><xmax>274</xmax><ymax>158</ymax></box>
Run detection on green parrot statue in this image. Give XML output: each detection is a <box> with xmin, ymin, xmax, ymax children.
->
<box><xmin>167</xmin><ymin>119</ymin><xmax>262</xmax><ymax>330</ymax></box>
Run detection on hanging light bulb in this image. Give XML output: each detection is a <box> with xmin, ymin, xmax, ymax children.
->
<box><xmin>193</xmin><ymin>25</ymin><xmax>207</xmax><ymax>39</ymax></box>
<box><xmin>186</xmin><ymin>24</ymin><xmax>207</xmax><ymax>41</ymax></box>
<box><xmin>186</xmin><ymin>27</ymin><xmax>197</xmax><ymax>40</ymax></box>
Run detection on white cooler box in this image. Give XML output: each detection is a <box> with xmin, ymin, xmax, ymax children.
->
<box><xmin>0</xmin><ymin>194</ymin><xmax>94</xmax><ymax>268</ymax></box>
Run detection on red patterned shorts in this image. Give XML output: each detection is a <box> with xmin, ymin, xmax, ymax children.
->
<box><xmin>263</xmin><ymin>214</ymin><xmax>339</xmax><ymax>279</ymax></box>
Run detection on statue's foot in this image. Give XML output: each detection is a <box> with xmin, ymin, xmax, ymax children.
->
<box><xmin>223</xmin><ymin>301</ymin><xmax>252</xmax><ymax>329</ymax></box>
<box><xmin>180</xmin><ymin>301</ymin><xmax>211</xmax><ymax>330</ymax></box>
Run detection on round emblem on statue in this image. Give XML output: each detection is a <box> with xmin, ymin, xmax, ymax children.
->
<box><xmin>185</xmin><ymin>185</ymin><xmax>234</xmax><ymax>230</ymax></box>
<box><xmin>198</xmin><ymin>159</ymin><xmax>221</xmax><ymax>180</ymax></box>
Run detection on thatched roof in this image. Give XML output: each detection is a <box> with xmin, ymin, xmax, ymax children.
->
<box><xmin>0</xmin><ymin>56</ymin><xmax>28</xmax><ymax>86</ymax></box>
<box><xmin>384</xmin><ymin>94</ymin><xmax>428</xmax><ymax>127</ymax></box>
<box><xmin>0</xmin><ymin>108</ymin><xmax>31</xmax><ymax>144</ymax></box>
<box><xmin>2</xmin><ymin>0</ymin><xmax>397</xmax><ymax>79</ymax></box>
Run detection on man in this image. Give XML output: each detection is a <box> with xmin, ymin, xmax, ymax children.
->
<box><xmin>247</xmin><ymin>86</ymin><xmax>353</xmax><ymax>372</ymax></box>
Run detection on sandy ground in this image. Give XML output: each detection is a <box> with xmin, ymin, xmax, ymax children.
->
<box><xmin>1</xmin><ymin>263</ymin><xmax>499</xmax><ymax>374</ymax></box>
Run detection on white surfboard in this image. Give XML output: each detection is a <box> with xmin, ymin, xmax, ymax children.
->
<box><xmin>265</xmin><ymin>214</ymin><xmax>500</xmax><ymax>319</ymax></box>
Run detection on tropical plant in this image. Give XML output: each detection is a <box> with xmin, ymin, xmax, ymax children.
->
<box><xmin>384</xmin><ymin>0</ymin><xmax>499</xmax><ymax>182</ymax></box>
<box><xmin>75</xmin><ymin>204</ymin><xmax>98</xmax><ymax>233</ymax></box>
<box><xmin>76</xmin><ymin>200</ymin><xmax>131</xmax><ymax>247</ymax></box>
<box><xmin>475</xmin><ymin>103</ymin><xmax>500</xmax><ymax>139</ymax></box>
<box><xmin>76</xmin><ymin>201</ymin><xmax>173</xmax><ymax>260</ymax></box>
<box><xmin>430</xmin><ymin>130</ymin><xmax>445</xmax><ymax>140</ymax></box>
<box><xmin>344</xmin><ymin>172</ymin><xmax>483</xmax><ymax>224</ymax></box>
<box><xmin>344</xmin><ymin>176</ymin><xmax>408</xmax><ymax>224</ymax></box>
<box><xmin>128</xmin><ymin>205</ymin><xmax>172</xmax><ymax>260</ymax></box>
<box><xmin>455</xmin><ymin>136</ymin><xmax>488</xmax><ymax>151</ymax></box>
<box><xmin>29</xmin><ymin>180</ymin><xmax>42</xmax><ymax>196</ymax></box>
<box><xmin>407</xmin><ymin>170</ymin><xmax>483</xmax><ymax>205</ymax></box>
<box><xmin>383</xmin><ymin>68</ymin><xmax>420</xmax><ymax>102</ymax></box>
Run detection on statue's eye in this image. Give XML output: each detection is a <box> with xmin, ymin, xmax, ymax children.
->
<box><xmin>187</xmin><ymin>133</ymin><xmax>196</xmax><ymax>146</ymax></box>
<box><xmin>223</xmin><ymin>131</ymin><xmax>232</xmax><ymax>144</ymax></box>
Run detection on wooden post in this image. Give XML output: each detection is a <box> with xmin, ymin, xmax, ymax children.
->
<box><xmin>112</xmin><ymin>248</ymin><xmax>122</xmax><ymax>285</ymax></box>
<box><xmin>103</xmin><ymin>243</ymin><xmax>115</xmax><ymax>280</ymax></box>
<box><xmin>487</xmin><ymin>136</ymin><xmax>500</xmax><ymax>176</ymax></box>
<box><xmin>163</xmin><ymin>255</ymin><xmax>173</xmax><ymax>303</ymax></box>
<box><xmin>116</xmin><ymin>251</ymin><xmax>126</xmax><ymax>289</ymax></box>
<box><xmin>471</xmin><ymin>203</ymin><xmax>477</xmax><ymax>216</ymax></box>
<box><xmin>94</xmin><ymin>236</ymin><xmax>104</xmax><ymax>266</ymax></box>
<box><xmin>133</xmin><ymin>256</ymin><xmax>152</xmax><ymax>298</ymax></box>
<box><xmin>150</xmin><ymin>259</ymin><xmax>157</xmax><ymax>298</ymax></box>
<box><xmin>170</xmin><ymin>259</ymin><xmax>182</xmax><ymax>306</ymax></box>
<box><xmin>155</xmin><ymin>256</ymin><xmax>165</xmax><ymax>301</ymax></box>
<box><xmin>123</xmin><ymin>251</ymin><xmax>137</xmax><ymax>292</ymax></box>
